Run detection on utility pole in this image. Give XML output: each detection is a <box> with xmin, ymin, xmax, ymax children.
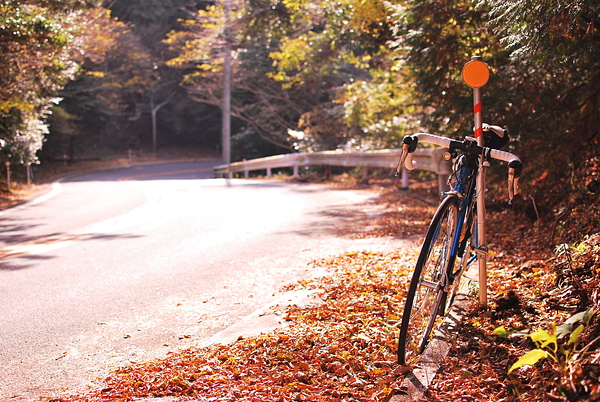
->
<box><xmin>222</xmin><ymin>0</ymin><xmax>231</xmax><ymax>166</ymax></box>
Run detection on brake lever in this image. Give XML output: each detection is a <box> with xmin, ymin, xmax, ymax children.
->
<box><xmin>395</xmin><ymin>143</ymin><xmax>410</xmax><ymax>177</ymax></box>
<box><xmin>508</xmin><ymin>167</ymin><xmax>521</xmax><ymax>204</ymax></box>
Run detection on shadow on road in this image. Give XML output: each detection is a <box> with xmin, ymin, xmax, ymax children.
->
<box><xmin>0</xmin><ymin>232</ymin><xmax>143</xmax><ymax>271</ymax></box>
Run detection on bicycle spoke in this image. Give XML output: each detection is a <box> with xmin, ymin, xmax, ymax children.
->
<box><xmin>398</xmin><ymin>195</ymin><xmax>459</xmax><ymax>365</ymax></box>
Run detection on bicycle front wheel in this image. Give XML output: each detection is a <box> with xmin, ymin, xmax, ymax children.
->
<box><xmin>398</xmin><ymin>195</ymin><xmax>459</xmax><ymax>365</ymax></box>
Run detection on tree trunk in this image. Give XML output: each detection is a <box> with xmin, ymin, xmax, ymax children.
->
<box><xmin>150</xmin><ymin>94</ymin><xmax>173</xmax><ymax>155</ymax></box>
<box><xmin>151</xmin><ymin>98</ymin><xmax>158</xmax><ymax>155</ymax></box>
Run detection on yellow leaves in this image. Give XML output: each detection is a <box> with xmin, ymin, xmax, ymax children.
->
<box><xmin>276</xmin><ymin>351</ymin><xmax>294</xmax><ymax>361</ymax></box>
<box><xmin>281</xmin><ymin>0</ymin><xmax>311</xmax><ymax>13</ymax></box>
<box><xmin>529</xmin><ymin>328</ymin><xmax>555</xmax><ymax>348</ymax></box>
<box><xmin>85</xmin><ymin>71</ymin><xmax>105</xmax><ymax>78</ymax></box>
<box><xmin>0</xmin><ymin>97</ymin><xmax>35</xmax><ymax>114</ymax></box>
<box><xmin>348</xmin><ymin>0</ymin><xmax>388</xmax><ymax>35</ymax></box>
<box><xmin>268</xmin><ymin>35</ymin><xmax>315</xmax><ymax>87</ymax></box>
<box><xmin>337</xmin><ymin>350</ymin><xmax>352</xmax><ymax>360</ymax></box>
<box><xmin>163</xmin><ymin>6</ymin><xmax>224</xmax><ymax>70</ymax></box>
<box><xmin>267</xmin><ymin>0</ymin><xmax>393</xmax><ymax>91</ymax></box>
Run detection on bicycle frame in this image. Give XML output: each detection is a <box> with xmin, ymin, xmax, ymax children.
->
<box><xmin>423</xmin><ymin>155</ymin><xmax>480</xmax><ymax>304</ymax></box>
<box><xmin>444</xmin><ymin>153</ymin><xmax>480</xmax><ymax>294</ymax></box>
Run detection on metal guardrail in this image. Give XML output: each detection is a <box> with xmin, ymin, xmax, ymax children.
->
<box><xmin>214</xmin><ymin>148</ymin><xmax>452</xmax><ymax>191</ymax></box>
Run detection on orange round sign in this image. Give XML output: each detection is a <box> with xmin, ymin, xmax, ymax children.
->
<box><xmin>462</xmin><ymin>59</ymin><xmax>490</xmax><ymax>88</ymax></box>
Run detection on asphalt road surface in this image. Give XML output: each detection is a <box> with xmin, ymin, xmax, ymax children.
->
<box><xmin>0</xmin><ymin>161</ymin><xmax>405</xmax><ymax>400</ymax></box>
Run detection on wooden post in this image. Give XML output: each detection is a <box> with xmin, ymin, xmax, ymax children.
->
<box><xmin>5</xmin><ymin>161</ymin><xmax>10</xmax><ymax>192</ymax></box>
<box><xmin>26</xmin><ymin>163</ymin><xmax>31</xmax><ymax>185</ymax></box>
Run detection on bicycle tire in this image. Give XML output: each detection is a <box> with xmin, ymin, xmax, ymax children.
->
<box><xmin>398</xmin><ymin>195</ymin><xmax>459</xmax><ymax>365</ymax></box>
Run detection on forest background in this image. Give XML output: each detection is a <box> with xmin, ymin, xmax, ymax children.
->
<box><xmin>1</xmin><ymin>0</ymin><xmax>599</xmax><ymax>238</ymax></box>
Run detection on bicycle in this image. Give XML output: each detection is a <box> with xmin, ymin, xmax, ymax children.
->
<box><xmin>394</xmin><ymin>58</ymin><xmax>523</xmax><ymax>366</ymax></box>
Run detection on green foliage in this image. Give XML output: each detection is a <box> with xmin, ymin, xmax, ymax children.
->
<box><xmin>165</xmin><ymin>0</ymin><xmax>398</xmax><ymax>156</ymax></box>
<box><xmin>268</xmin><ymin>0</ymin><xmax>389</xmax><ymax>89</ymax></box>
<box><xmin>166</xmin><ymin>0</ymin><xmax>304</xmax><ymax>155</ymax></box>
<box><xmin>495</xmin><ymin>309</ymin><xmax>598</xmax><ymax>400</ymax></box>
<box><xmin>386</xmin><ymin>0</ymin><xmax>599</xmax><ymax>225</ymax></box>
<box><xmin>0</xmin><ymin>1</ymin><xmax>100</xmax><ymax>164</ymax></box>
<box><xmin>1</xmin><ymin>0</ymin><xmax>597</xmax><ymax>182</ymax></box>
<box><xmin>490</xmin><ymin>0</ymin><xmax>600</xmax><ymax>141</ymax></box>
<box><xmin>110</xmin><ymin>0</ymin><xmax>201</xmax><ymax>46</ymax></box>
<box><xmin>387</xmin><ymin>0</ymin><xmax>509</xmax><ymax>135</ymax></box>
<box><xmin>268</xmin><ymin>0</ymin><xmax>396</xmax><ymax>150</ymax></box>
<box><xmin>338</xmin><ymin>67</ymin><xmax>418</xmax><ymax>149</ymax></box>
<box><xmin>488</xmin><ymin>0</ymin><xmax>600</xmax><ymax>70</ymax></box>
<box><xmin>486</xmin><ymin>0</ymin><xmax>600</xmax><ymax>208</ymax></box>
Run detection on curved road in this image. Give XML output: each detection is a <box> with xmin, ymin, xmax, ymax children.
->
<box><xmin>0</xmin><ymin>161</ymin><xmax>401</xmax><ymax>400</ymax></box>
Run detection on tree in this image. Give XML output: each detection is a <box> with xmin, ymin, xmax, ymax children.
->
<box><xmin>268</xmin><ymin>0</ymin><xmax>396</xmax><ymax>150</ymax></box>
<box><xmin>337</xmin><ymin>67</ymin><xmax>419</xmax><ymax>150</ymax></box>
<box><xmin>489</xmin><ymin>0</ymin><xmax>600</xmax><ymax>143</ymax></box>
<box><xmin>165</xmin><ymin>1</ymin><xmax>302</xmax><ymax>156</ymax></box>
<box><xmin>0</xmin><ymin>1</ymin><xmax>102</xmax><ymax>166</ymax></box>
<box><xmin>484</xmin><ymin>0</ymin><xmax>600</xmax><ymax>210</ymax></box>
<box><xmin>44</xmin><ymin>11</ymin><xmax>152</xmax><ymax>159</ymax></box>
<box><xmin>108</xmin><ymin>0</ymin><xmax>204</xmax><ymax>154</ymax></box>
<box><xmin>387</xmin><ymin>0</ymin><xmax>599</xmax><ymax>222</ymax></box>
<box><xmin>387</xmin><ymin>0</ymin><xmax>511</xmax><ymax>137</ymax></box>
<box><xmin>166</xmin><ymin>0</ymin><xmax>397</xmax><ymax>158</ymax></box>
<box><xmin>47</xmin><ymin>0</ymin><xmax>214</xmax><ymax>161</ymax></box>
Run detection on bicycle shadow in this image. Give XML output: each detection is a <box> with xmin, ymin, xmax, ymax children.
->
<box><xmin>391</xmin><ymin>294</ymin><xmax>472</xmax><ymax>401</ymax></box>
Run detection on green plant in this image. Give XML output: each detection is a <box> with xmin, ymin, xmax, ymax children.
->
<box><xmin>494</xmin><ymin>309</ymin><xmax>598</xmax><ymax>400</ymax></box>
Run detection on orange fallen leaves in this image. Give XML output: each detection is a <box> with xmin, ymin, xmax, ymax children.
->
<box><xmin>53</xmin><ymin>237</ymin><xmax>422</xmax><ymax>400</ymax></box>
<box><xmin>51</xmin><ymin>183</ymin><xmax>599</xmax><ymax>402</ymax></box>
<box><xmin>50</xmin><ymin>187</ymin><xmax>431</xmax><ymax>402</ymax></box>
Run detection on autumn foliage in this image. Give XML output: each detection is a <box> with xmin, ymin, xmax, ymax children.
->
<box><xmin>48</xmin><ymin>180</ymin><xmax>598</xmax><ymax>401</ymax></box>
<box><xmin>53</xmin><ymin>252</ymin><xmax>419</xmax><ymax>401</ymax></box>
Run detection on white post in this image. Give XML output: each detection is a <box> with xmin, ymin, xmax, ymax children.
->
<box><xmin>401</xmin><ymin>166</ymin><xmax>409</xmax><ymax>189</ymax></box>
<box><xmin>438</xmin><ymin>174</ymin><xmax>447</xmax><ymax>194</ymax></box>
<box><xmin>473</xmin><ymin>79</ymin><xmax>488</xmax><ymax>310</ymax></box>
<box><xmin>462</xmin><ymin>55</ymin><xmax>491</xmax><ymax>309</ymax></box>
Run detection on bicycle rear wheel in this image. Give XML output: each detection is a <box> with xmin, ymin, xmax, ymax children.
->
<box><xmin>398</xmin><ymin>195</ymin><xmax>459</xmax><ymax>365</ymax></box>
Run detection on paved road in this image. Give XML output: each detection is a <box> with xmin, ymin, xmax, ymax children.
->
<box><xmin>0</xmin><ymin>161</ymin><xmax>403</xmax><ymax>401</ymax></box>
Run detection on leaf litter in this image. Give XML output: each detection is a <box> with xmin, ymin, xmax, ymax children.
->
<box><xmin>49</xmin><ymin>179</ymin><xmax>599</xmax><ymax>402</ymax></box>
